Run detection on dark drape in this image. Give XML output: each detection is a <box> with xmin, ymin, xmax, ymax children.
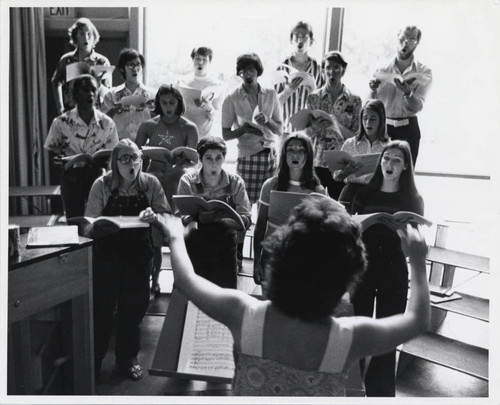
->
<box><xmin>9</xmin><ymin>8</ymin><xmax>49</xmax><ymax>215</ymax></box>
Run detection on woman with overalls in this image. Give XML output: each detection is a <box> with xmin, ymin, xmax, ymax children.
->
<box><xmin>84</xmin><ymin>139</ymin><xmax>170</xmax><ymax>381</ymax></box>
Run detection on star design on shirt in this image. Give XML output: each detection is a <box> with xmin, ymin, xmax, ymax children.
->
<box><xmin>157</xmin><ymin>132</ymin><xmax>174</xmax><ymax>146</ymax></box>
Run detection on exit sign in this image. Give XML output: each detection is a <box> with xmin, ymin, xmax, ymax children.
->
<box><xmin>45</xmin><ymin>8</ymin><xmax>75</xmax><ymax>18</ymax></box>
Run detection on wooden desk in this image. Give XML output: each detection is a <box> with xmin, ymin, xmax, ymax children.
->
<box><xmin>8</xmin><ymin>235</ymin><xmax>94</xmax><ymax>395</ymax></box>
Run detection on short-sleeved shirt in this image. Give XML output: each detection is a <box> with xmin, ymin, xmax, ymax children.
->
<box><xmin>222</xmin><ymin>85</ymin><xmax>282</xmax><ymax>158</ymax></box>
<box><xmin>308</xmin><ymin>84</ymin><xmax>362</xmax><ymax>139</ymax></box>
<box><xmin>336</xmin><ymin>136</ymin><xmax>389</xmax><ymax>184</ymax></box>
<box><xmin>275</xmin><ymin>57</ymin><xmax>325</xmax><ymax>133</ymax></box>
<box><xmin>373</xmin><ymin>57</ymin><xmax>432</xmax><ymax>118</ymax></box>
<box><xmin>177</xmin><ymin>74</ymin><xmax>224</xmax><ymax>138</ymax></box>
<box><xmin>177</xmin><ymin>167</ymin><xmax>252</xmax><ymax>229</ymax></box>
<box><xmin>44</xmin><ymin>107</ymin><xmax>119</xmax><ymax>156</ymax></box>
<box><xmin>85</xmin><ymin>172</ymin><xmax>171</xmax><ymax>217</ymax></box>
<box><xmin>102</xmin><ymin>83</ymin><xmax>156</xmax><ymax>141</ymax></box>
<box><xmin>51</xmin><ymin>49</ymin><xmax>111</xmax><ymax>111</ymax></box>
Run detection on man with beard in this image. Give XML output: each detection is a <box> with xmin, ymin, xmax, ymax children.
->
<box><xmin>369</xmin><ymin>26</ymin><xmax>432</xmax><ymax>165</ymax></box>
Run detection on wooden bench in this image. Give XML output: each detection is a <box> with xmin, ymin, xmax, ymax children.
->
<box><xmin>398</xmin><ymin>224</ymin><xmax>490</xmax><ymax>382</ymax></box>
<box><xmin>9</xmin><ymin>215</ymin><xmax>60</xmax><ymax>229</ymax></box>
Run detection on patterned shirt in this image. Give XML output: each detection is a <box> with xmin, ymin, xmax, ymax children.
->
<box><xmin>51</xmin><ymin>49</ymin><xmax>111</xmax><ymax>111</ymax></box>
<box><xmin>308</xmin><ymin>84</ymin><xmax>362</xmax><ymax>139</ymax></box>
<box><xmin>222</xmin><ymin>84</ymin><xmax>282</xmax><ymax>158</ymax></box>
<box><xmin>275</xmin><ymin>56</ymin><xmax>324</xmax><ymax>133</ymax></box>
<box><xmin>102</xmin><ymin>83</ymin><xmax>156</xmax><ymax>141</ymax></box>
<box><xmin>306</xmin><ymin>95</ymin><xmax>344</xmax><ymax>168</ymax></box>
<box><xmin>336</xmin><ymin>136</ymin><xmax>389</xmax><ymax>184</ymax></box>
<box><xmin>177</xmin><ymin>167</ymin><xmax>252</xmax><ymax>229</ymax></box>
<box><xmin>44</xmin><ymin>107</ymin><xmax>118</xmax><ymax>156</ymax></box>
<box><xmin>373</xmin><ymin>57</ymin><xmax>432</xmax><ymax>118</ymax></box>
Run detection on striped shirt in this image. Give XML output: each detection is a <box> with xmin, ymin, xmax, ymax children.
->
<box><xmin>275</xmin><ymin>57</ymin><xmax>324</xmax><ymax>133</ymax></box>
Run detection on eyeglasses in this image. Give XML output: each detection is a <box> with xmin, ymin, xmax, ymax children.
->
<box><xmin>118</xmin><ymin>154</ymin><xmax>141</xmax><ymax>165</ymax></box>
<box><xmin>399</xmin><ymin>37</ymin><xmax>418</xmax><ymax>45</ymax></box>
<box><xmin>126</xmin><ymin>62</ymin><xmax>142</xmax><ymax>70</ymax></box>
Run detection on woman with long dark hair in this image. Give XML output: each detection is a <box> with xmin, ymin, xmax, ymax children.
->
<box><xmin>350</xmin><ymin>140</ymin><xmax>424</xmax><ymax>397</ymax></box>
<box><xmin>253</xmin><ymin>132</ymin><xmax>324</xmax><ymax>283</ymax></box>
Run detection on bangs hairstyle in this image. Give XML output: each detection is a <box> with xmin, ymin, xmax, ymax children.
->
<box><xmin>276</xmin><ymin>132</ymin><xmax>320</xmax><ymax>192</ymax></box>
<box><xmin>356</xmin><ymin>99</ymin><xmax>389</xmax><ymax>142</ymax></box>
<box><xmin>153</xmin><ymin>84</ymin><xmax>186</xmax><ymax>116</ymax></box>
<box><xmin>262</xmin><ymin>197</ymin><xmax>366</xmax><ymax>321</ymax></box>
<box><xmin>322</xmin><ymin>51</ymin><xmax>348</xmax><ymax>70</ymax></box>
<box><xmin>68</xmin><ymin>18</ymin><xmax>100</xmax><ymax>47</ymax></box>
<box><xmin>197</xmin><ymin>136</ymin><xmax>227</xmax><ymax>160</ymax></box>
<box><xmin>290</xmin><ymin>21</ymin><xmax>314</xmax><ymax>42</ymax></box>
<box><xmin>117</xmin><ymin>48</ymin><xmax>145</xmax><ymax>78</ymax></box>
<box><xmin>105</xmin><ymin>139</ymin><xmax>148</xmax><ymax>192</ymax></box>
<box><xmin>236</xmin><ymin>53</ymin><xmax>264</xmax><ymax>77</ymax></box>
<box><xmin>191</xmin><ymin>47</ymin><xmax>213</xmax><ymax>61</ymax></box>
<box><xmin>368</xmin><ymin>140</ymin><xmax>420</xmax><ymax>199</ymax></box>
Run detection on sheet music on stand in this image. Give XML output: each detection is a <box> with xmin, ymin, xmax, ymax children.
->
<box><xmin>177</xmin><ymin>301</ymin><xmax>235</xmax><ymax>380</ymax></box>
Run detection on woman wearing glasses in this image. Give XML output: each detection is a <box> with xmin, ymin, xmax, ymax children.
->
<box><xmin>103</xmin><ymin>48</ymin><xmax>156</xmax><ymax>141</ymax></box>
<box><xmin>85</xmin><ymin>139</ymin><xmax>170</xmax><ymax>381</ymax></box>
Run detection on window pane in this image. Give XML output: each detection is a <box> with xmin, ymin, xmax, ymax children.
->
<box><xmin>342</xmin><ymin>0</ymin><xmax>499</xmax><ymax>176</ymax></box>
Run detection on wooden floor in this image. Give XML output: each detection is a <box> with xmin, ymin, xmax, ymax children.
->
<box><xmin>95</xmin><ymin>262</ymin><xmax>488</xmax><ymax>398</ymax></box>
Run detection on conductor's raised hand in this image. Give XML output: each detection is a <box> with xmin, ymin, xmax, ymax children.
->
<box><xmin>397</xmin><ymin>224</ymin><xmax>428</xmax><ymax>264</ymax></box>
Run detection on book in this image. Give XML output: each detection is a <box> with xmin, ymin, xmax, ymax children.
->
<box><xmin>177</xmin><ymin>301</ymin><xmax>235</xmax><ymax>380</ymax></box>
<box><xmin>271</xmin><ymin>67</ymin><xmax>317</xmax><ymax>91</ymax></box>
<box><xmin>288</xmin><ymin>108</ymin><xmax>335</xmax><ymax>131</ymax></box>
<box><xmin>141</xmin><ymin>146</ymin><xmax>199</xmax><ymax>166</ymax></box>
<box><xmin>26</xmin><ymin>225</ymin><xmax>80</xmax><ymax>248</ymax></box>
<box><xmin>268</xmin><ymin>190</ymin><xmax>333</xmax><ymax>228</ymax></box>
<box><xmin>66</xmin><ymin>62</ymin><xmax>115</xmax><ymax>82</ymax></box>
<box><xmin>54</xmin><ymin>149</ymin><xmax>112</xmax><ymax>170</ymax></box>
<box><xmin>353</xmin><ymin>211</ymin><xmax>432</xmax><ymax>231</ymax></box>
<box><xmin>323</xmin><ymin>150</ymin><xmax>381</xmax><ymax>177</ymax></box>
<box><xmin>68</xmin><ymin>216</ymin><xmax>150</xmax><ymax>238</ymax></box>
<box><xmin>119</xmin><ymin>94</ymin><xmax>151</xmax><ymax>108</ymax></box>
<box><xmin>172</xmin><ymin>195</ymin><xmax>245</xmax><ymax>231</ymax></box>
<box><xmin>374</xmin><ymin>71</ymin><xmax>432</xmax><ymax>87</ymax></box>
<box><xmin>178</xmin><ymin>85</ymin><xmax>220</xmax><ymax>106</ymax></box>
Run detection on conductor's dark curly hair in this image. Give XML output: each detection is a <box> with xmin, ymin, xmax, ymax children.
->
<box><xmin>262</xmin><ymin>196</ymin><xmax>366</xmax><ymax>321</ymax></box>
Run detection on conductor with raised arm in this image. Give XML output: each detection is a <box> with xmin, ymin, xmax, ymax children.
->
<box><xmin>369</xmin><ymin>25</ymin><xmax>432</xmax><ymax>165</ymax></box>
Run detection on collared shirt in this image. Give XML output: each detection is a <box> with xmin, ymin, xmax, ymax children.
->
<box><xmin>275</xmin><ymin>56</ymin><xmax>325</xmax><ymax>133</ymax></box>
<box><xmin>51</xmin><ymin>49</ymin><xmax>111</xmax><ymax>111</ymax></box>
<box><xmin>308</xmin><ymin>84</ymin><xmax>362</xmax><ymax>139</ymax></box>
<box><xmin>85</xmin><ymin>172</ymin><xmax>170</xmax><ymax>217</ymax></box>
<box><xmin>177</xmin><ymin>167</ymin><xmax>252</xmax><ymax>228</ymax></box>
<box><xmin>178</xmin><ymin>74</ymin><xmax>224</xmax><ymax>138</ymax></box>
<box><xmin>44</xmin><ymin>107</ymin><xmax>119</xmax><ymax>156</ymax></box>
<box><xmin>222</xmin><ymin>84</ymin><xmax>282</xmax><ymax>158</ymax></box>
<box><xmin>337</xmin><ymin>136</ymin><xmax>389</xmax><ymax>184</ymax></box>
<box><xmin>374</xmin><ymin>57</ymin><xmax>432</xmax><ymax>118</ymax></box>
<box><xmin>102</xmin><ymin>83</ymin><xmax>156</xmax><ymax>141</ymax></box>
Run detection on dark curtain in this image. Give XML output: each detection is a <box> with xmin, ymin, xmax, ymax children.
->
<box><xmin>9</xmin><ymin>8</ymin><xmax>49</xmax><ymax>215</ymax></box>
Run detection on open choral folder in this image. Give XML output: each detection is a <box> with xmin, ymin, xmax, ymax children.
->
<box><xmin>149</xmin><ymin>290</ymin><xmax>235</xmax><ymax>383</ymax></box>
